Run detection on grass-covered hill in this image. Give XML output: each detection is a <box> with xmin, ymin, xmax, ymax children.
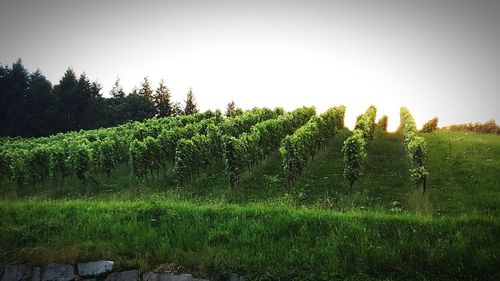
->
<box><xmin>1</xmin><ymin>111</ymin><xmax>499</xmax><ymax>280</ymax></box>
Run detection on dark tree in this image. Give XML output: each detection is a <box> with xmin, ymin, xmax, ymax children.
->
<box><xmin>184</xmin><ymin>88</ymin><xmax>198</xmax><ymax>115</ymax></box>
<box><xmin>139</xmin><ymin>77</ymin><xmax>154</xmax><ymax>104</ymax></box>
<box><xmin>153</xmin><ymin>79</ymin><xmax>174</xmax><ymax>117</ymax></box>
<box><xmin>0</xmin><ymin>59</ymin><xmax>198</xmax><ymax>137</ymax></box>
<box><xmin>53</xmin><ymin>68</ymin><xmax>79</xmax><ymax>132</ymax></box>
<box><xmin>22</xmin><ymin>70</ymin><xmax>56</xmax><ymax>136</ymax></box>
<box><xmin>225</xmin><ymin>100</ymin><xmax>237</xmax><ymax>117</ymax></box>
<box><xmin>122</xmin><ymin>88</ymin><xmax>156</xmax><ymax>122</ymax></box>
<box><xmin>172</xmin><ymin>101</ymin><xmax>183</xmax><ymax>116</ymax></box>
<box><xmin>53</xmin><ymin>70</ymin><xmax>106</xmax><ymax>132</ymax></box>
<box><xmin>110</xmin><ymin>78</ymin><xmax>125</xmax><ymax>99</ymax></box>
<box><xmin>0</xmin><ymin>59</ymin><xmax>29</xmax><ymax>136</ymax></box>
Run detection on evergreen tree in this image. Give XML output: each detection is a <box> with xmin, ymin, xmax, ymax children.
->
<box><xmin>153</xmin><ymin>79</ymin><xmax>173</xmax><ymax>117</ymax></box>
<box><xmin>123</xmin><ymin>89</ymin><xmax>156</xmax><ymax>121</ymax></box>
<box><xmin>225</xmin><ymin>100</ymin><xmax>237</xmax><ymax>117</ymax></box>
<box><xmin>172</xmin><ymin>101</ymin><xmax>183</xmax><ymax>116</ymax></box>
<box><xmin>23</xmin><ymin>70</ymin><xmax>55</xmax><ymax>136</ymax></box>
<box><xmin>110</xmin><ymin>78</ymin><xmax>125</xmax><ymax>99</ymax></box>
<box><xmin>53</xmin><ymin>68</ymin><xmax>79</xmax><ymax>132</ymax></box>
<box><xmin>0</xmin><ymin>59</ymin><xmax>29</xmax><ymax>136</ymax></box>
<box><xmin>184</xmin><ymin>88</ymin><xmax>198</xmax><ymax>115</ymax></box>
<box><xmin>139</xmin><ymin>76</ymin><xmax>154</xmax><ymax>104</ymax></box>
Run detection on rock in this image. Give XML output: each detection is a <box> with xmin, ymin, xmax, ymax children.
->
<box><xmin>104</xmin><ymin>271</ymin><xmax>139</xmax><ymax>281</ymax></box>
<box><xmin>77</xmin><ymin>261</ymin><xmax>113</xmax><ymax>278</ymax></box>
<box><xmin>31</xmin><ymin>268</ymin><xmax>41</xmax><ymax>281</ymax></box>
<box><xmin>142</xmin><ymin>272</ymin><xmax>174</xmax><ymax>281</ymax></box>
<box><xmin>42</xmin><ymin>264</ymin><xmax>74</xmax><ymax>281</ymax></box>
<box><xmin>228</xmin><ymin>274</ymin><xmax>244</xmax><ymax>281</ymax></box>
<box><xmin>1</xmin><ymin>264</ymin><xmax>32</xmax><ymax>281</ymax></box>
<box><xmin>193</xmin><ymin>279</ymin><xmax>209</xmax><ymax>281</ymax></box>
<box><xmin>170</xmin><ymin>275</ymin><xmax>194</xmax><ymax>281</ymax></box>
<box><xmin>142</xmin><ymin>273</ymin><xmax>194</xmax><ymax>281</ymax></box>
<box><xmin>74</xmin><ymin>277</ymin><xmax>94</xmax><ymax>281</ymax></box>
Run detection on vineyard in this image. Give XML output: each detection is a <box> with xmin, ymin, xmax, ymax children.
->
<box><xmin>1</xmin><ymin>106</ymin><xmax>499</xmax><ymax>281</ymax></box>
<box><xmin>0</xmin><ymin>106</ymin><xmax>429</xmax><ymax>193</ymax></box>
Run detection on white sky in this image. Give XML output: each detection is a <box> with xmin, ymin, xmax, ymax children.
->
<box><xmin>1</xmin><ymin>0</ymin><xmax>500</xmax><ymax>131</ymax></box>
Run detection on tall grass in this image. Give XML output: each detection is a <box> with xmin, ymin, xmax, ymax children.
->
<box><xmin>1</xmin><ymin>200</ymin><xmax>498</xmax><ymax>281</ymax></box>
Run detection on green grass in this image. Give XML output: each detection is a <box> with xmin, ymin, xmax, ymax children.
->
<box><xmin>1</xmin><ymin>130</ymin><xmax>499</xmax><ymax>280</ymax></box>
<box><xmin>1</xmin><ymin>200</ymin><xmax>499</xmax><ymax>281</ymax></box>
<box><xmin>423</xmin><ymin>131</ymin><xmax>500</xmax><ymax>217</ymax></box>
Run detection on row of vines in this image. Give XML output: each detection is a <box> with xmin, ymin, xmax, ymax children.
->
<box><xmin>2</xmin><ymin>105</ymin><xmax>428</xmax><ymax>192</ymax></box>
<box><xmin>169</xmin><ymin>108</ymin><xmax>282</xmax><ymax>182</ymax></box>
<box><xmin>223</xmin><ymin>107</ymin><xmax>316</xmax><ymax>187</ymax></box>
<box><xmin>0</xmin><ymin>112</ymin><xmax>218</xmax><ymax>187</ymax></box>
<box><xmin>341</xmin><ymin>106</ymin><xmax>377</xmax><ymax>193</ymax></box>
<box><xmin>280</xmin><ymin>106</ymin><xmax>346</xmax><ymax>186</ymax></box>
<box><xmin>400</xmin><ymin>107</ymin><xmax>429</xmax><ymax>193</ymax></box>
<box><xmin>0</xmin><ymin>107</ymin><xmax>286</xmax><ymax>187</ymax></box>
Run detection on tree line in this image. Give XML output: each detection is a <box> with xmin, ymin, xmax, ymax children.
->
<box><xmin>0</xmin><ymin>59</ymin><xmax>202</xmax><ymax>137</ymax></box>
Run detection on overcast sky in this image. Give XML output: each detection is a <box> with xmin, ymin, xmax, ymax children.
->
<box><xmin>1</xmin><ymin>0</ymin><xmax>499</xmax><ymax>130</ymax></box>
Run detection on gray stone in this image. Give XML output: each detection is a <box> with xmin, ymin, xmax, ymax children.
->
<box><xmin>142</xmin><ymin>272</ymin><xmax>173</xmax><ymax>281</ymax></box>
<box><xmin>228</xmin><ymin>274</ymin><xmax>244</xmax><ymax>281</ymax></box>
<box><xmin>104</xmin><ymin>271</ymin><xmax>139</xmax><ymax>281</ymax></box>
<box><xmin>31</xmin><ymin>268</ymin><xmax>41</xmax><ymax>281</ymax></box>
<box><xmin>1</xmin><ymin>265</ymin><xmax>32</xmax><ymax>281</ymax></box>
<box><xmin>167</xmin><ymin>275</ymin><xmax>193</xmax><ymax>281</ymax></box>
<box><xmin>193</xmin><ymin>279</ymin><xmax>209</xmax><ymax>281</ymax></box>
<box><xmin>77</xmin><ymin>261</ymin><xmax>113</xmax><ymax>278</ymax></box>
<box><xmin>142</xmin><ymin>273</ymin><xmax>192</xmax><ymax>281</ymax></box>
<box><xmin>42</xmin><ymin>264</ymin><xmax>74</xmax><ymax>281</ymax></box>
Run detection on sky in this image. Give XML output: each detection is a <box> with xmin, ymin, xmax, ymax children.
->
<box><xmin>1</xmin><ymin>0</ymin><xmax>499</xmax><ymax>131</ymax></box>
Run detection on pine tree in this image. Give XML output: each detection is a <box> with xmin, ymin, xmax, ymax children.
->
<box><xmin>110</xmin><ymin>78</ymin><xmax>125</xmax><ymax>99</ymax></box>
<box><xmin>153</xmin><ymin>79</ymin><xmax>173</xmax><ymax>117</ymax></box>
<box><xmin>172</xmin><ymin>101</ymin><xmax>183</xmax><ymax>116</ymax></box>
<box><xmin>184</xmin><ymin>88</ymin><xmax>198</xmax><ymax>115</ymax></box>
<box><xmin>139</xmin><ymin>77</ymin><xmax>154</xmax><ymax>104</ymax></box>
<box><xmin>225</xmin><ymin>100</ymin><xmax>237</xmax><ymax>117</ymax></box>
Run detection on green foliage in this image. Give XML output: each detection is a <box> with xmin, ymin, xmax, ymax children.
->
<box><xmin>129</xmin><ymin>139</ymin><xmax>148</xmax><ymax>180</ymax></box>
<box><xmin>48</xmin><ymin>146</ymin><xmax>70</xmax><ymax>185</ymax></box>
<box><xmin>400</xmin><ymin>107</ymin><xmax>429</xmax><ymax>191</ymax></box>
<box><xmin>174</xmin><ymin>139</ymin><xmax>197</xmax><ymax>181</ymax></box>
<box><xmin>354</xmin><ymin>105</ymin><xmax>377</xmax><ymax>141</ymax></box>
<box><xmin>67</xmin><ymin>142</ymin><xmax>91</xmax><ymax>182</ymax></box>
<box><xmin>342</xmin><ymin>106</ymin><xmax>377</xmax><ymax>192</ymax></box>
<box><xmin>224</xmin><ymin>107</ymin><xmax>316</xmax><ymax>187</ymax></box>
<box><xmin>171</xmin><ymin>108</ymin><xmax>281</xmax><ymax>182</ymax></box>
<box><xmin>223</xmin><ymin>136</ymin><xmax>246</xmax><ymax>187</ymax></box>
<box><xmin>0</xmin><ymin>112</ymin><xmax>216</xmax><ymax>186</ymax></box>
<box><xmin>280</xmin><ymin>106</ymin><xmax>346</xmax><ymax>186</ymax></box>
<box><xmin>341</xmin><ymin>130</ymin><xmax>367</xmax><ymax>191</ymax></box>
<box><xmin>377</xmin><ymin>115</ymin><xmax>388</xmax><ymax>131</ymax></box>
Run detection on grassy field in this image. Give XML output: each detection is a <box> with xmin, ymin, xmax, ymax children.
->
<box><xmin>1</xmin><ymin>130</ymin><xmax>499</xmax><ymax>280</ymax></box>
<box><xmin>1</xmin><ymin>200</ymin><xmax>499</xmax><ymax>281</ymax></box>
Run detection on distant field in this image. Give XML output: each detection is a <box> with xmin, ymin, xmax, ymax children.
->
<box><xmin>1</xmin><ymin>122</ymin><xmax>499</xmax><ymax>280</ymax></box>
